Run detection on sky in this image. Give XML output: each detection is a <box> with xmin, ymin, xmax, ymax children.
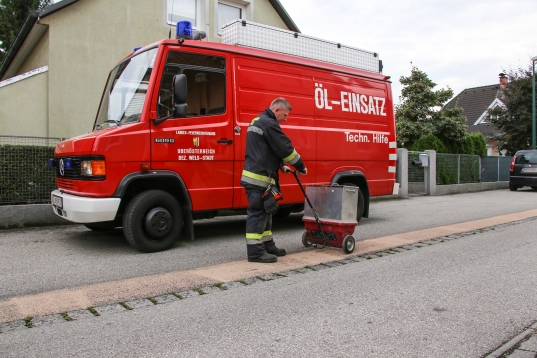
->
<box><xmin>278</xmin><ymin>0</ymin><xmax>537</xmax><ymax>106</ymax></box>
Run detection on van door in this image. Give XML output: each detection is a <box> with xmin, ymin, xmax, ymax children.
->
<box><xmin>150</xmin><ymin>49</ymin><xmax>234</xmax><ymax>211</ymax></box>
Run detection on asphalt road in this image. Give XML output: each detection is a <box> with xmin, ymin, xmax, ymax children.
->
<box><xmin>1</xmin><ymin>204</ymin><xmax>537</xmax><ymax>357</ymax></box>
<box><xmin>1</xmin><ymin>189</ymin><xmax>536</xmax><ymax>301</ymax></box>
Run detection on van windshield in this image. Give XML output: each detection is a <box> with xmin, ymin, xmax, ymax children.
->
<box><xmin>94</xmin><ymin>48</ymin><xmax>158</xmax><ymax>130</ymax></box>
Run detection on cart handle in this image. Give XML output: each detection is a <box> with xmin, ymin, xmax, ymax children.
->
<box><xmin>290</xmin><ymin>170</ymin><xmax>327</xmax><ymax>249</ymax></box>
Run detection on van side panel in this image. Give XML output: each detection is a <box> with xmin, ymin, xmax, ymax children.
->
<box><xmin>312</xmin><ymin>70</ymin><xmax>396</xmax><ymax>195</ymax></box>
<box><xmin>232</xmin><ymin>55</ymin><xmax>396</xmax><ymax>207</ymax></box>
<box><xmin>233</xmin><ymin>56</ymin><xmax>317</xmax><ymax>207</ymax></box>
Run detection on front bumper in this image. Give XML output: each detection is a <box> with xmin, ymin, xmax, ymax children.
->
<box><xmin>50</xmin><ymin>189</ymin><xmax>121</xmax><ymax>223</ymax></box>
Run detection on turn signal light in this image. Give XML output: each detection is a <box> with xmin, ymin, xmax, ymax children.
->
<box><xmin>140</xmin><ymin>162</ymin><xmax>151</xmax><ymax>171</ymax></box>
<box><xmin>91</xmin><ymin>160</ymin><xmax>106</xmax><ymax>176</ymax></box>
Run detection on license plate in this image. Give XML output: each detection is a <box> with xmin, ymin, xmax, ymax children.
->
<box><xmin>522</xmin><ymin>167</ymin><xmax>537</xmax><ymax>173</ymax></box>
<box><xmin>52</xmin><ymin>195</ymin><xmax>63</xmax><ymax>208</ymax></box>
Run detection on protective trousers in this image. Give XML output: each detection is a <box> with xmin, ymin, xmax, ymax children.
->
<box><xmin>245</xmin><ymin>188</ymin><xmax>273</xmax><ymax>258</ymax></box>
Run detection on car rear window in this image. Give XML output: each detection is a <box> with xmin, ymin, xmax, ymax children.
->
<box><xmin>515</xmin><ymin>153</ymin><xmax>537</xmax><ymax>164</ymax></box>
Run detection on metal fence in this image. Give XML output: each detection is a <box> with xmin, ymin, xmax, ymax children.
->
<box><xmin>0</xmin><ymin>135</ymin><xmax>60</xmax><ymax>205</ymax></box>
<box><xmin>436</xmin><ymin>153</ymin><xmax>481</xmax><ymax>185</ymax></box>
<box><xmin>480</xmin><ymin>156</ymin><xmax>512</xmax><ymax>182</ymax></box>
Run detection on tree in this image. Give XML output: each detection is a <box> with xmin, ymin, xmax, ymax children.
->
<box><xmin>489</xmin><ymin>65</ymin><xmax>534</xmax><ymax>156</ymax></box>
<box><xmin>395</xmin><ymin>66</ymin><xmax>467</xmax><ymax>150</ymax></box>
<box><xmin>0</xmin><ymin>0</ymin><xmax>53</xmax><ymax>65</ymax></box>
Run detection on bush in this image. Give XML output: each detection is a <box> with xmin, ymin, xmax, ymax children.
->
<box><xmin>0</xmin><ymin>144</ymin><xmax>56</xmax><ymax>205</ymax></box>
<box><xmin>410</xmin><ymin>134</ymin><xmax>448</xmax><ymax>153</ymax></box>
<box><xmin>467</xmin><ymin>133</ymin><xmax>487</xmax><ymax>156</ymax></box>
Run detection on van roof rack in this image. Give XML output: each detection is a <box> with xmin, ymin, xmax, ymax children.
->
<box><xmin>221</xmin><ymin>20</ymin><xmax>382</xmax><ymax>74</ymax></box>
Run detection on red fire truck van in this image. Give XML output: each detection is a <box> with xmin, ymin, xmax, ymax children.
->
<box><xmin>50</xmin><ymin>21</ymin><xmax>397</xmax><ymax>252</ymax></box>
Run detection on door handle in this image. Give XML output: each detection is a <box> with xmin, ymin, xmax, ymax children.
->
<box><xmin>217</xmin><ymin>139</ymin><xmax>233</xmax><ymax>145</ymax></box>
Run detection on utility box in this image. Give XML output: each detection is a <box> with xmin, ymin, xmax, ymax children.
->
<box><xmin>303</xmin><ymin>185</ymin><xmax>358</xmax><ymax>224</ymax></box>
<box><xmin>419</xmin><ymin>153</ymin><xmax>429</xmax><ymax>167</ymax></box>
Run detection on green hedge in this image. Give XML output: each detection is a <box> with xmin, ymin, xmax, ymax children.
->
<box><xmin>0</xmin><ymin>145</ymin><xmax>56</xmax><ymax>205</ymax></box>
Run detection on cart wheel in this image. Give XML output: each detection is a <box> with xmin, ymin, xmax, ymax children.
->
<box><xmin>302</xmin><ymin>231</ymin><xmax>312</xmax><ymax>247</ymax></box>
<box><xmin>342</xmin><ymin>235</ymin><xmax>355</xmax><ymax>254</ymax></box>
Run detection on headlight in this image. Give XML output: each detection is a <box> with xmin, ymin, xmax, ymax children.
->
<box><xmin>81</xmin><ymin>160</ymin><xmax>106</xmax><ymax>176</ymax></box>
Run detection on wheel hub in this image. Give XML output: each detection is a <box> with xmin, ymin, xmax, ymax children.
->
<box><xmin>144</xmin><ymin>207</ymin><xmax>172</xmax><ymax>239</ymax></box>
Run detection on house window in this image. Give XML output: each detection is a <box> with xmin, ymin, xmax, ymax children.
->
<box><xmin>167</xmin><ymin>0</ymin><xmax>197</xmax><ymax>26</ymax></box>
<box><xmin>218</xmin><ymin>2</ymin><xmax>243</xmax><ymax>33</ymax></box>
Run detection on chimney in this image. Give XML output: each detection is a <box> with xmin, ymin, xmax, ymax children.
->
<box><xmin>499</xmin><ymin>73</ymin><xmax>508</xmax><ymax>89</ymax></box>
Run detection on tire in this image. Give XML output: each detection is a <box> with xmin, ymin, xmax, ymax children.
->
<box><xmin>122</xmin><ymin>190</ymin><xmax>183</xmax><ymax>253</ymax></box>
<box><xmin>509</xmin><ymin>183</ymin><xmax>518</xmax><ymax>191</ymax></box>
<box><xmin>83</xmin><ymin>221</ymin><xmax>117</xmax><ymax>231</ymax></box>
<box><xmin>531</xmin><ymin>186</ymin><xmax>537</xmax><ymax>190</ymax></box>
<box><xmin>302</xmin><ymin>231</ymin><xmax>312</xmax><ymax>247</ymax></box>
<box><xmin>342</xmin><ymin>235</ymin><xmax>355</xmax><ymax>254</ymax></box>
<box><xmin>341</xmin><ymin>183</ymin><xmax>365</xmax><ymax>222</ymax></box>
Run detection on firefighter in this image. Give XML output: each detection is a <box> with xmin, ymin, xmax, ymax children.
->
<box><xmin>240</xmin><ymin>98</ymin><xmax>307</xmax><ymax>263</ymax></box>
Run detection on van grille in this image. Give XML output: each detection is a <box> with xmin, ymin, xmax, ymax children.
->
<box><xmin>56</xmin><ymin>178</ymin><xmax>75</xmax><ymax>190</ymax></box>
<box><xmin>52</xmin><ymin>156</ymin><xmax>105</xmax><ymax>181</ymax></box>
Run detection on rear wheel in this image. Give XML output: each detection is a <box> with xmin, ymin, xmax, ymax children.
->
<box><xmin>342</xmin><ymin>235</ymin><xmax>355</xmax><ymax>254</ymax></box>
<box><xmin>83</xmin><ymin>221</ymin><xmax>117</xmax><ymax>231</ymax></box>
<box><xmin>342</xmin><ymin>183</ymin><xmax>365</xmax><ymax>222</ymax></box>
<box><xmin>509</xmin><ymin>183</ymin><xmax>518</xmax><ymax>191</ymax></box>
<box><xmin>123</xmin><ymin>190</ymin><xmax>183</xmax><ymax>253</ymax></box>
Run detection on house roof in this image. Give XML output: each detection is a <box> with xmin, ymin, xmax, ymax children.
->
<box><xmin>0</xmin><ymin>0</ymin><xmax>80</xmax><ymax>80</ymax></box>
<box><xmin>444</xmin><ymin>84</ymin><xmax>503</xmax><ymax>125</ymax></box>
<box><xmin>0</xmin><ymin>0</ymin><xmax>299</xmax><ymax>81</ymax></box>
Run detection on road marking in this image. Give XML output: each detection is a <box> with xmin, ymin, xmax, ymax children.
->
<box><xmin>1</xmin><ymin>209</ymin><xmax>537</xmax><ymax>324</ymax></box>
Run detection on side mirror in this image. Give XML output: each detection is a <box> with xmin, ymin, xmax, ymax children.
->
<box><xmin>173</xmin><ymin>74</ymin><xmax>187</xmax><ymax>104</ymax></box>
<box><xmin>154</xmin><ymin>74</ymin><xmax>188</xmax><ymax>125</ymax></box>
<box><xmin>172</xmin><ymin>74</ymin><xmax>187</xmax><ymax>118</ymax></box>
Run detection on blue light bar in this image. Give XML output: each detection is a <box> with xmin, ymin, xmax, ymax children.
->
<box><xmin>49</xmin><ymin>159</ymin><xmax>55</xmax><ymax>169</ymax></box>
<box><xmin>65</xmin><ymin>158</ymin><xmax>72</xmax><ymax>169</ymax></box>
<box><xmin>176</xmin><ymin>21</ymin><xmax>193</xmax><ymax>39</ymax></box>
<box><xmin>133</xmin><ymin>47</ymin><xmax>142</xmax><ymax>52</ymax></box>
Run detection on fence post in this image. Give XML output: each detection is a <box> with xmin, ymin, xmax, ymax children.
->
<box><xmin>396</xmin><ymin>148</ymin><xmax>408</xmax><ymax>198</ymax></box>
<box><xmin>497</xmin><ymin>156</ymin><xmax>500</xmax><ymax>182</ymax></box>
<box><xmin>425</xmin><ymin>150</ymin><xmax>436</xmax><ymax>195</ymax></box>
<box><xmin>457</xmin><ymin>155</ymin><xmax>461</xmax><ymax>184</ymax></box>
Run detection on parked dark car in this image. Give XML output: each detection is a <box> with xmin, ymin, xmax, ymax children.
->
<box><xmin>509</xmin><ymin>150</ymin><xmax>537</xmax><ymax>191</ymax></box>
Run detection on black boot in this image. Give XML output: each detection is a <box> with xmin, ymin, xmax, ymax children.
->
<box><xmin>264</xmin><ymin>240</ymin><xmax>286</xmax><ymax>257</ymax></box>
<box><xmin>248</xmin><ymin>252</ymin><xmax>277</xmax><ymax>263</ymax></box>
<box><xmin>247</xmin><ymin>242</ymin><xmax>277</xmax><ymax>263</ymax></box>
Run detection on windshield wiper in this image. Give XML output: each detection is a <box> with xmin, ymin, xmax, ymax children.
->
<box><xmin>94</xmin><ymin>120</ymin><xmax>121</xmax><ymax>131</ymax></box>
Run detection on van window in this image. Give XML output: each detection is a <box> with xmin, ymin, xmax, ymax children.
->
<box><xmin>158</xmin><ymin>52</ymin><xmax>226</xmax><ymax>118</ymax></box>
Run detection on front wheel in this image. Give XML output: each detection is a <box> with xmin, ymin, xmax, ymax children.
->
<box><xmin>302</xmin><ymin>231</ymin><xmax>312</xmax><ymax>247</ymax></box>
<box><xmin>123</xmin><ymin>190</ymin><xmax>183</xmax><ymax>253</ymax></box>
<box><xmin>509</xmin><ymin>183</ymin><xmax>518</xmax><ymax>191</ymax></box>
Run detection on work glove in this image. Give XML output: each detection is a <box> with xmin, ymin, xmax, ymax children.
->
<box><xmin>263</xmin><ymin>194</ymin><xmax>279</xmax><ymax>216</ymax></box>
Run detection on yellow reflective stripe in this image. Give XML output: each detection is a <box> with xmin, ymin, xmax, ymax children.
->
<box><xmin>262</xmin><ymin>230</ymin><xmax>272</xmax><ymax>237</ymax></box>
<box><xmin>241</xmin><ymin>170</ymin><xmax>276</xmax><ymax>184</ymax></box>
<box><xmin>283</xmin><ymin>150</ymin><xmax>299</xmax><ymax>164</ymax></box>
<box><xmin>250</xmin><ymin>117</ymin><xmax>260</xmax><ymax>125</ymax></box>
<box><xmin>246</xmin><ymin>233</ymin><xmax>263</xmax><ymax>239</ymax></box>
